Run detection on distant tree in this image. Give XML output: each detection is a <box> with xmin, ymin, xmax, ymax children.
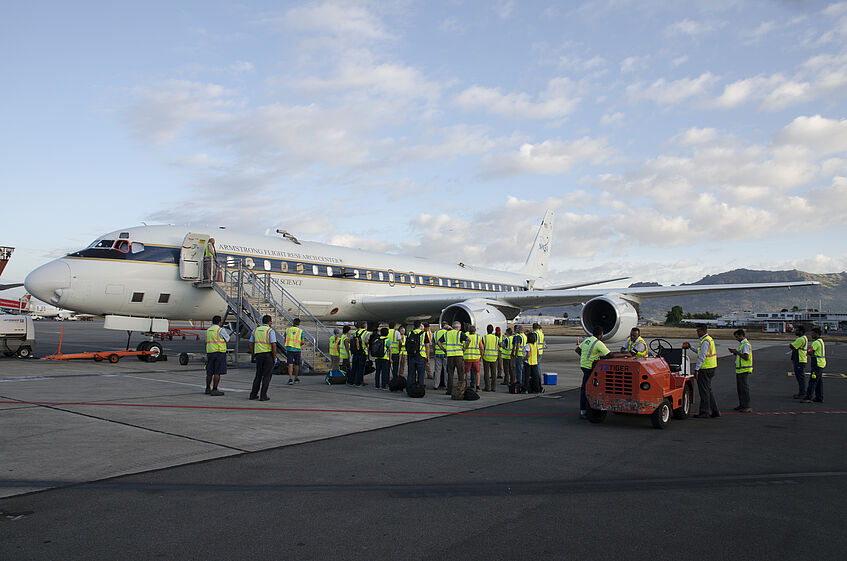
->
<box><xmin>665</xmin><ymin>306</ymin><xmax>684</xmax><ymax>325</ymax></box>
<box><xmin>683</xmin><ymin>311</ymin><xmax>721</xmax><ymax>320</ymax></box>
<box><xmin>791</xmin><ymin>306</ymin><xmax>799</xmax><ymax>312</ymax></box>
<box><xmin>562</xmin><ymin>312</ymin><xmax>568</xmax><ymax>318</ymax></box>
<box><xmin>781</xmin><ymin>308</ymin><xmax>788</xmax><ymax>312</ymax></box>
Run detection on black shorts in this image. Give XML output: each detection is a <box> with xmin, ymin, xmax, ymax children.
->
<box><xmin>286</xmin><ymin>349</ymin><xmax>302</xmax><ymax>366</ymax></box>
<box><xmin>206</xmin><ymin>352</ymin><xmax>227</xmax><ymax>376</ymax></box>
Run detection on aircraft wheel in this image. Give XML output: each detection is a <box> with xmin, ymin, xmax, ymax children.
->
<box><xmin>178</xmin><ymin>352</ymin><xmax>189</xmax><ymax>366</ymax></box>
<box><xmin>137</xmin><ymin>341</ymin><xmax>151</xmax><ymax>361</ymax></box>
<box><xmin>16</xmin><ymin>346</ymin><xmax>31</xmax><ymax>359</ymax></box>
<box><xmin>673</xmin><ymin>386</ymin><xmax>693</xmax><ymax>420</ymax></box>
<box><xmin>108</xmin><ymin>354</ymin><xmax>120</xmax><ymax>364</ymax></box>
<box><xmin>145</xmin><ymin>342</ymin><xmax>163</xmax><ymax>362</ymax></box>
<box><xmin>651</xmin><ymin>400</ymin><xmax>671</xmax><ymax>429</ymax></box>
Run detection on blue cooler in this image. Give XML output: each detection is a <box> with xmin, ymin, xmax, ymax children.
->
<box><xmin>543</xmin><ymin>372</ymin><xmax>557</xmax><ymax>385</ymax></box>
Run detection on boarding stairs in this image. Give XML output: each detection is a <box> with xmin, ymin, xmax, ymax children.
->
<box><xmin>212</xmin><ymin>263</ymin><xmax>333</xmax><ymax>373</ymax></box>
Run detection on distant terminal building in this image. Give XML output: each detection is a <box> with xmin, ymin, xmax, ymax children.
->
<box><xmin>692</xmin><ymin>310</ymin><xmax>846</xmax><ymax>334</ymax></box>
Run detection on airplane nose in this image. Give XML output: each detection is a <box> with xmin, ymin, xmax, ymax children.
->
<box><xmin>25</xmin><ymin>260</ymin><xmax>72</xmax><ymax>305</ymax></box>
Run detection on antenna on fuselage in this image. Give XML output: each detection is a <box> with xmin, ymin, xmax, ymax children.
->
<box><xmin>276</xmin><ymin>229</ymin><xmax>301</xmax><ymax>245</ymax></box>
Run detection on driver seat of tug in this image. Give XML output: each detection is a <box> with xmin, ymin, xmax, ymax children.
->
<box><xmin>656</xmin><ymin>347</ymin><xmax>683</xmax><ymax>372</ymax></box>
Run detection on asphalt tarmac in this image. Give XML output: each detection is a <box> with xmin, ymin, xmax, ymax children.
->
<box><xmin>1</xmin><ymin>325</ymin><xmax>844</xmax><ymax>560</ymax></box>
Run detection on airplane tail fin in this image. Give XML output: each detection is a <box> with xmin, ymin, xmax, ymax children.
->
<box><xmin>519</xmin><ymin>209</ymin><xmax>554</xmax><ymax>278</ymax></box>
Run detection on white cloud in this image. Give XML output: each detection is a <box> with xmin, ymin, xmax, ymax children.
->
<box><xmin>482</xmin><ymin>137</ymin><xmax>614</xmax><ymax>177</ymax></box>
<box><xmin>627</xmin><ymin>72</ymin><xmax>717</xmax><ymax>105</ymax></box>
<box><xmin>454</xmin><ymin>77</ymin><xmax>580</xmax><ymax>120</ymax></box>
<box><xmin>675</xmin><ymin>127</ymin><xmax>718</xmax><ymax>146</ymax></box>
<box><xmin>775</xmin><ymin>115</ymin><xmax>847</xmax><ymax>156</ymax></box>
<box><xmin>665</xmin><ymin>18</ymin><xmax>722</xmax><ymax>37</ymax></box>
<box><xmin>600</xmin><ymin>111</ymin><xmax>624</xmax><ymax>125</ymax></box>
<box><xmin>282</xmin><ymin>1</ymin><xmax>392</xmax><ymax>41</ymax></box>
<box><xmin>493</xmin><ymin>1</ymin><xmax>515</xmax><ymax>20</ymax></box>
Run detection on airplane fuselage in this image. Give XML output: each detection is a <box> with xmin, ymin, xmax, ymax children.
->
<box><xmin>25</xmin><ymin>225</ymin><xmax>536</xmax><ymax>324</ymax></box>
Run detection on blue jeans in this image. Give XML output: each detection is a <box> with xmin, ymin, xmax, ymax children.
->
<box><xmin>512</xmin><ymin>356</ymin><xmax>524</xmax><ymax>385</ymax></box>
<box><xmin>390</xmin><ymin>354</ymin><xmax>400</xmax><ymax>378</ymax></box>
<box><xmin>375</xmin><ymin>358</ymin><xmax>390</xmax><ymax>389</ymax></box>
<box><xmin>806</xmin><ymin>364</ymin><xmax>824</xmax><ymax>401</ymax></box>
<box><xmin>408</xmin><ymin>356</ymin><xmax>427</xmax><ymax>387</ymax></box>
<box><xmin>351</xmin><ymin>353</ymin><xmax>366</xmax><ymax>385</ymax></box>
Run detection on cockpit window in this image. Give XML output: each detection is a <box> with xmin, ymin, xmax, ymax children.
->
<box><xmin>93</xmin><ymin>239</ymin><xmax>115</xmax><ymax>249</ymax></box>
<box><xmin>113</xmin><ymin>240</ymin><xmax>129</xmax><ymax>253</ymax></box>
<box><xmin>131</xmin><ymin>242</ymin><xmax>144</xmax><ymax>254</ymax></box>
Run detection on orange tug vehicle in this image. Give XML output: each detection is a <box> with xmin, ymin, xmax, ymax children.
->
<box><xmin>585</xmin><ymin>339</ymin><xmax>695</xmax><ymax>429</ymax></box>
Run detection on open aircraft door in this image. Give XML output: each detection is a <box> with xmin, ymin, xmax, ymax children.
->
<box><xmin>179</xmin><ymin>233</ymin><xmax>210</xmax><ymax>281</ymax></box>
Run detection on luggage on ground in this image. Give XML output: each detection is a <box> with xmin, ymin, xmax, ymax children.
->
<box><xmin>451</xmin><ymin>380</ymin><xmax>467</xmax><ymax>400</ymax></box>
<box><xmin>406</xmin><ymin>383</ymin><xmax>426</xmax><ymax>398</ymax></box>
<box><xmin>325</xmin><ymin>370</ymin><xmax>348</xmax><ymax>385</ymax></box>
<box><xmin>463</xmin><ymin>387</ymin><xmax>480</xmax><ymax>401</ymax></box>
<box><xmin>388</xmin><ymin>376</ymin><xmax>407</xmax><ymax>392</ymax></box>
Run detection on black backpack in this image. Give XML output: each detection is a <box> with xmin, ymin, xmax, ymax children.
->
<box><xmin>463</xmin><ymin>387</ymin><xmax>480</xmax><ymax>401</ymax></box>
<box><xmin>369</xmin><ymin>336</ymin><xmax>387</xmax><ymax>358</ymax></box>
<box><xmin>406</xmin><ymin>383</ymin><xmax>426</xmax><ymax>398</ymax></box>
<box><xmin>405</xmin><ymin>330</ymin><xmax>422</xmax><ymax>358</ymax></box>
<box><xmin>389</xmin><ymin>376</ymin><xmax>407</xmax><ymax>392</ymax></box>
<box><xmin>350</xmin><ymin>331</ymin><xmax>365</xmax><ymax>355</ymax></box>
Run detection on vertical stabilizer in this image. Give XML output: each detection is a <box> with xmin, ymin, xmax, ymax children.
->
<box><xmin>519</xmin><ymin>210</ymin><xmax>554</xmax><ymax>278</ymax></box>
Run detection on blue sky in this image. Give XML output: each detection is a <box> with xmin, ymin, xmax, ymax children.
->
<box><xmin>3</xmin><ymin>0</ymin><xmax>847</xmax><ymax>291</ymax></box>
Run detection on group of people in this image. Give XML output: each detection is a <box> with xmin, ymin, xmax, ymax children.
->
<box><xmin>326</xmin><ymin>321</ymin><xmax>547</xmax><ymax>395</ymax></box>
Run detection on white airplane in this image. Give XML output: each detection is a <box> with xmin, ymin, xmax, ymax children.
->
<box><xmin>23</xmin><ymin>211</ymin><xmax>817</xmax><ymax>343</ymax></box>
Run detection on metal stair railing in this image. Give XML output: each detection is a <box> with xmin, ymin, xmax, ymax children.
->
<box><xmin>213</xmin><ymin>262</ymin><xmax>333</xmax><ymax>372</ymax></box>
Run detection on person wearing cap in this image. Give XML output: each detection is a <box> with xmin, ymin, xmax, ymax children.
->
<box><xmin>329</xmin><ymin>328</ymin><xmax>341</xmax><ymax>372</ymax></box>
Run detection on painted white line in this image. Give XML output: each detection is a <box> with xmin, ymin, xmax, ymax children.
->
<box><xmin>124</xmin><ymin>375</ymin><xmax>249</xmax><ymax>392</ymax></box>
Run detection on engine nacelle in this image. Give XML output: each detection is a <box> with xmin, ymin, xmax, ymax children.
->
<box><xmin>440</xmin><ymin>299</ymin><xmax>509</xmax><ymax>335</ymax></box>
<box><xmin>581</xmin><ymin>293</ymin><xmax>640</xmax><ymax>343</ymax></box>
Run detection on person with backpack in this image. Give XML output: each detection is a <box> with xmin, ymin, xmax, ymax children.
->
<box><xmin>372</xmin><ymin>327</ymin><xmax>391</xmax><ymax>390</ymax></box>
<box><xmin>462</xmin><ymin>324</ymin><xmax>484</xmax><ymax>391</ymax></box>
<box><xmin>349</xmin><ymin>321</ymin><xmax>368</xmax><ymax>387</ymax></box>
<box><xmin>406</xmin><ymin>321</ymin><xmax>429</xmax><ymax>388</ymax></box>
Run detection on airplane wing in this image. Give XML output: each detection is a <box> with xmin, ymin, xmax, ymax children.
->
<box><xmin>358</xmin><ymin>280</ymin><xmax>819</xmax><ymax>322</ymax></box>
<box><xmin>0</xmin><ymin>283</ymin><xmax>23</xmax><ymax>291</ymax></box>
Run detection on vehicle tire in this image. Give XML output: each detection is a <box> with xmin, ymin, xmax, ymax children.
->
<box><xmin>178</xmin><ymin>352</ymin><xmax>189</xmax><ymax>366</ymax></box>
<box><xmin>651</xmin><ymin>400</ymin><xmax>671</xmax><ymax>429</ymax></box>
<box><xmin>3</xmin><ymin>351</ymin><xmax>14</xmax><ymax>357</ymax></box>
<box><xmin>587</xmin><ymin>408</ymin><xmax>607</xmax><ymax>423</ymax></box>
<box><xmin>137</xmin><ymin>341</ymin><xmax>151</xmax><ymax>361</ymax></box>
<box><xmin>16</xmin><ymin>346</ymin><xmax>32</xmax><ymax>359</ymax></box>
<box><xmin>108</xmin><ymin>354</ymin><xmax>120</xmax><ymax>363</ymax></box>
<box><xmin>673</xmin><ymin>385</ymin><xmax>693</xmax><ymax>420</ymax></box>
<box><xmin>145</xmin><ymin>341</ymin><xmax>163</xmax><ymax>362</ymax></box>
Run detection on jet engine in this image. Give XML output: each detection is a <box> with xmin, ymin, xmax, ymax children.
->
<box><xmin>580</xmin><ymin>293</ymin><xmax>640</xmax><ymax>343</ymax></box>
<box><xmin>440</xmin><ymin>299</ymin><xmax>510</xmax><ymax>334</ymax></box>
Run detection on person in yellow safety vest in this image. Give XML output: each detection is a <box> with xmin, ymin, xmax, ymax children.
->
<box><xmin>249</xmin><ymin>315</ymin><xmax>277</xmax><ymax>401</ymax></box>
<box><xmin>462</xmin><ymin>324</ymin><xmax>484</xmax><ymax>391</ymax></box>
<box><xmin>803</xmin><ymin>327</ymin><xmax>826</xmax><ymax>403</ymax></box>
<box><xmin>442</xmin><ymin>321</ymin><xmax>464</xmax><ymax>395</ymax></box>
<box><xmin>482</xmin><ymin>324</ymin><xmax>500</xmax><ymax>392</ymax></box>
<box><xmin>690</xmin><ymin>324</ymin><xmax>720</xmax><ymax>418</ymax></box>
<box><xmin>499</xmin><ymin>327</ymin><xmax>514</xmax><ymax>386</ymax></box>
<box><xmin>408</xmin><ymin>321</ymin><xmax>429</xmax><ymax>388</ymax></box>
<box><xmin>728</xmin><ymin>329</ymin><xmax>753</xmax><ymax>412</ymax></box>
<box><xmin>511</xmin><ymin>325</ymin><xmax>528</xmax><ymax>387</ymax></box>
<box><xmin>523</xmin><ymin>331</ymin><xmax>543</xmax><ymax>393</ymax></box>
<box><xmin>575</xmin><ymin>326</ymin><xmax>616</xmax><ymax>419</ymax></box>
<box><xmin>388</xmin><ymin>322</ymin><xmax>402</xmax><ymax>379</ymax></box>
<box><xmin>283</xmin><ymin>318</ymin><xmax>307</xmax><ymax>385</ymax></box>
<box><xmin>204</xmin><ymin>315</ymin><xmax>230</xmax><ymax>396</ymax></box>
<box><xmin>532</xmin><ymin>322</ymin><xmax>545</xmax><ymax>363</ymax></box>
<box><xmin>621</xmin><ymin>327</ymin><xmax>648</xmax><ymax>358</ymax></box>
<box><xmin>433</xmin><ymin>322</ymin><xmax>449</xmax><ymax>389</ymax></box>
<box><xmin>374</xmin><ymin>327</ymin><xmax>392</xmax><ymax>390</ymax></box>
<box><xmin>339</xmin><ymin>325</ymin><xmax>352</xmax><ymax>373</ymax></box>
<box><xmin>203</xmin><ymin>237</ymin><xmax>217</xmax><ymax>282</ymax></box>
<box><xmin>789</xmin><ymin>325</ymin><xmax>809</xmax><ymax>399</ymax></box>
<box><xmin>349</xmin><ymin>321</ymin><xmax>368</xmax><ymax>387</ymax></box>
<box><xmin>397</xmin><ymin>326</ymin><xmax>407</xmax><ymax>379</ymax></box>
<box><xmin>329</xmin><ymin>328</ymin><xmax>342</xmax><ymax>372</ymax></box>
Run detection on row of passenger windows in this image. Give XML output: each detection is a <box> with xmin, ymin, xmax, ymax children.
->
<box><xmin>130</xmin><ymin>292</ymin><xmax>170</xmax><ymax>304</ymax></box>
<box><xmin>226</xmin><ymin>256</ymin><xmax>523</xmax><ymax>292</ymax></box>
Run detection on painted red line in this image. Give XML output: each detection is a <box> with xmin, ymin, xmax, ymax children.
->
<box><xmin>0</xmin><ymin>400</ymin><xmax>568</xmax><ymax>417</ymax></box>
